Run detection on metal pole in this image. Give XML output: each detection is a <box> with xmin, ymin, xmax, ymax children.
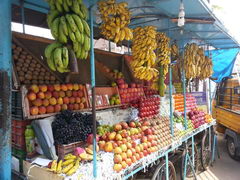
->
<box><xmin>165</xmin><ymin>153</ymin><xmax>169</xmax><ymax>180</ymax></box>
<box><xmin>182</xmin><ymin>44</ymin><xmax>187</xmax><ymax>129</ymax></box>
<box><xmin>0</xmin><ymin>0</ymin><xmax>12</xmax><ymax>179</ymax></box>
<box><xmin>108</xmin><ymin>40</ymin><xmax>111</xmax><ymax>52</ymax></box>
<box><xmin>192</xmin><ymin>136</ymin><xmax>195</xmax><ymax>167</ymax></box>
<box><xmin>169</xmin><ymin>64</ymin><xmax>174</xmax><ymax>135</ymax></box>
<box><xmin>89</xmin><ymin>3</ymin><xmax>97</xmax><ymax>178</ymax></box>
<box><xmin>20</xmin><ymin>0</ymin><xmax>25</xmax><ymax>33</ymax></box>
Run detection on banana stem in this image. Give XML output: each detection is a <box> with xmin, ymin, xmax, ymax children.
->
<box><xmin>67</xmin><ymin>45</ymin><xmax>79</xmax><ymax>74</ymax></box>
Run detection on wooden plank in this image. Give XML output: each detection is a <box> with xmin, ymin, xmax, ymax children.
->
<box><xmin>13</xmin><ymin>32</ymin><xmax>54</xmax><ymax>44</ymax></box>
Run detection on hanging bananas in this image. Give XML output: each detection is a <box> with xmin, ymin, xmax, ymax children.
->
<box><xmin>171</xmin><ymin>41</ymin><xmax>179</xmax><ymax>61</ymax></box>
<box><xmin>183</xmin><ymin>43</ymin><xmax>213</xmax><ymax>79</ymax></box>
<box><xmin>44</xmin><ymin>42</ymin><xmax>70</xmax><ymax>73</ymax></box>
<box><xmin>45</xmin><ymin>0</ymin><xmax>90</xmax><ymax>65</ymax></box>
<box><xmin>130</xmin><ymin>26</ymin><xmax>158</xmax><ymax>81</ymax></box>
<box><xmin>98</xmin><ymin>0</ymin><xmax>133</xmax><ymax>43</ymax></box>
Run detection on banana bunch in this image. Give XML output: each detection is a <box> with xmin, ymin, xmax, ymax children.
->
<box><xmin>156</xmin><ymin>33</ymin><xmax>171</xmax><ymax>67</ymax></box>
<box><xmin>183</xmin><ymin>43</ymin><xmax>212</xmax><ymax>79</ymax></box>
<box><xmin>171</xmin><ymin>41</ymin><xmax>179</xmax><ymax>61</ymax></box>
<box><xmin>45</xmin><ymin>42</ymin><xmax>70</xmax><ymax>73</ymax></box>
<box><xmin>47</xmin><ymin>154</ymin><xmax>80</xmax><ymax>176</ymax></box>
<box><xmin>199</xmin><ymin>56</ymin><xmax>213</xmax><ymax>80</ymax></box>
<box><xmin>46</xmin><ymin>0</ymin><xmax>90</xmax><ymax>60</ymax></box>
<box><xmin>98</xmin><ymin>0</ymin><xmax>133</xmax><ymax>43</ymax></box>
<box><xmin>131</xmin><ymin>26</ymin><xmax>158</xmax><ymax>81</ymax></box>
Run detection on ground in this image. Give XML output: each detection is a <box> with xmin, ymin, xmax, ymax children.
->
<box><xmin>193</xmin><ymin>134</ymin><xmax>240</xmax><ymax>180</ymax></box>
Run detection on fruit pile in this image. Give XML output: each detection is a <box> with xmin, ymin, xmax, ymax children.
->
<box><xmin>45</xmin><ymin>43</ymin><xmax>70</xmax><ymax>73</ymax></box>
<box><xmin>97</xmin><ymin>125</ymin><xmax>113</xmax><ymax>136</ymax></box>
<box><xmin>137</xmin><ymin>97</ymin><xmax>160</xmax><ymax>118</ymax></box>
<box><xmin>187</xmin><ymin>109</ymin><xmax>206</xmax><ymax>129</ymax></box>
<box><xmin>150</xmin><ymin>116</ymin><xmax>173</xmax><ymax>148</ymax></box>
<box><xmin>27</xmin><ymin>84</ymin><xmax>88</xmax><ymax>116</ymax></box>
<box><xmin>205</xmin><ymin>114</ymin><xmax>213</xmax><ymax>123</ymax></box>
<box><xmin>131</xmin><ymin>26</ymin><xmax>159</xmax><ymax>81</ymax></box>
<box><xmin>98</xmin><ymin>0</ymin><xmax>133</xmax><ymax>43</ymax></box>
<box><xmin>45</xmin><ymin>0</ymin><xmax>90</xmax><ymax>72</ymax></box>
<box><xmin>52</xmin><ymin>110</ymin><xmax>99</xmax><ymax>145</ymax></box>
<box><xmin>173</xmin><ymin>94</ymin><xmax>197</xmax><ymax>112</ymax></box>
<box><xmin>143</xmin><ymin>87</ymin><xmax>158</xmax><ymax>97</ymax></box>
<box><xmin>98</xmin><ymin>120</ymin><xmax>160</xmax><ymax>172</ymax></box>
<box><xmin>12</xmin><ymin>43</ymin><xmax>59</xmax><ymax>85</ymax></box>
<box><xmin>98</xmin><ymin>61</ymin><xmax>125</xmax><ymax>80</ymax></box>
<box><xmin>183</xmin><ymin>43</ymin><xmax>213</xmax><ymax>79</ymax></box>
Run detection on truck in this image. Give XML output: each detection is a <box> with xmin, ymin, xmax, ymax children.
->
<box><xmin>213</xmin><ymin>75</ymin><xmax>240</xmax><ymax>160</ymax></box>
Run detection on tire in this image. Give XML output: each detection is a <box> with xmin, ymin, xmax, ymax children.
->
<box><xmin>151</xmin><ymin>160</ymin><xmax>177</xmax><ymax>180</ymax></box>
<box><xmin>226</xmin><ymin>136</ymin><xmax>240</xmax><ymax>161</ymax></box>
<box><xmin>180</xmin><ymin>143</ymin><xmax>198</xmax><ymax>179</ymax></box>
<box><xmin>201</xmin><ymin>131</ymin><xmax>211</xmax><ymax>170</ymax></box>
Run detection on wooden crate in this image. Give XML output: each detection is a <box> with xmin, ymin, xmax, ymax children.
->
<box><xmin>56</xmin><ymin>141</ymin><xmax>84</xmax><ymax>160</ymax></box>
<box><xmin>12</xmin><ymin>34</ymin><xmax>63</xmax><ymax>89</ymax></box>
<box><xmin>22</xmin><ymin>85</ymin><xmax>90</xmax><ymax>120</ymax></box>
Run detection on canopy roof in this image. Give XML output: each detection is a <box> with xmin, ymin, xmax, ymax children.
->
<box><xmin>11</xmin><ymin>0</ymin><xmax>240</xmax><ymax>49</ymax></box>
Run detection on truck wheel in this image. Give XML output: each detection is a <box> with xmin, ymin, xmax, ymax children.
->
<box><xmin>227</xmin><ymin>137</ymin><xmax>240</xmax><ymax>161</ymax></box>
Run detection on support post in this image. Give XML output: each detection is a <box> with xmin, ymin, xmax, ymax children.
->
<box><xmin>169</xmin><ymin>64</ymin><xmax>174</xmax><ymax>135</ymax></box>
<box><xmin>182</xmin><ymin>54</ymin><xmax>187</xmax><ymax>129</ymax></box>
<box><xmin>108</xmin><ymin>40</ymin><xmax>111</xmax><ymax>52</ymax></box>
<box><xmin>192</xmin><ymin>136</ymin><xmax>195</xmax><ymax>167</ymax></box>
<box><xmin>209</xmin><ymin>78</ymin><xmax>212</xmax><ymax>113</ymax></box>
<box><xmin>165</xmin><ymin>153</ymin><xmax>169</xmax><ymax>180</ymax></box>
<box><xmin>0</xmin><ymin>0</ymin><xmax>12</xmax><ymax>180</ymax></box>
<box><xmin>20</xmin><ymin>0</ymin><xmax>25</xmax><ymax>33</ymax></box>
<box><xmin>89</xmin><ymin>3</ymin><xmax>97</xmax><ymax>178</ymax></box>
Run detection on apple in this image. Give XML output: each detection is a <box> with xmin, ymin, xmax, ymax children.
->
<box><xmin>129</xmin><ymin>121</ymin><xmax>136</xmax><ymax>128</ymax></box>
<box><xmin>104</xmin><ymin>142</ymin><xmax>113</xmax><ymax>152</ymax></box>
<box><xmin>114</xmin><ymin>124</ymin><xmax>122</xmax><ymax>131</ymax></box>
<box><xmin>113</xmin><ymin>164</ymin><xmax>122</xmax><ymax>172</ymax></box>
<box><xmin>114</xmin><ymin>147</ymin><xmax>123</xmax><ymax>154</ymax></box>
<box><xmin>108</xmin><ymin>132</ymin><xmax>116</xmax><ymax>141</ymax></box>
<box><xmin>114</xmin><ymin>154</ymin><xmax>122</xmax><ymax>163</ymax></box>
<box><xmin>121</xmin><ymin>152</ymin><xmax>127</xmax><ymax>161</ymax></box>
<box><xmin>98</xmin><ymin>141</ymin><xmax>106</xmax><ymax>150</ymax></box>
<box><xmin>126</xmin><ymin>158</ymin><xmax>132</xmax><ymax>166</ymax></box>
<box><xmin>126</xmin><ymin>149</ymin><xmax>133</xmax><ymax>158</ymax></box>
<box><xmin>120</xmin><ymin>144</ymin><xmax>127</xmax><ymax>152</ymax></box>
<box><xmin>115</xmin><ymin>134</ymin><xmax>123</xmax><ymax>141</ymax></box>
<box><xmin>120</xmin><ymin>122</ymin><xmax>129</xmax><ymax>129</ymax></box>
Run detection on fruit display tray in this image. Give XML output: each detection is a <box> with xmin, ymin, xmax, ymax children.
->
<box><xmin>12</xmin><ymin>34</ymin><xmax>63</xmax><ymax>89</ymax></box>
<box><xmin>57</xmin><ymin>141</ymin><xmax>85</xmax><ymax>160</ymax></box>
<box><xmin>21</xmin><ymin>85</ymin><xmax>90</xmax><ymax>120</ymax></box>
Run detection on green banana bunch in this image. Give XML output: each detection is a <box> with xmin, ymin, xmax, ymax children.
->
<box><xmin>46</xmin><ymin>0</ymin><xmax>91</xmax><ymax>63</ymax></box>
<box><xmin>44</xmin><ymin>42</ymin><xmax>70</xmax><ymax>73</ymax></box>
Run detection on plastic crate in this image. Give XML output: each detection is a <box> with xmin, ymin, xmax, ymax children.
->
<box><xmin>12</xmin><ymin>91</ymin><xmax>24</xmax><ymax>120</ymax></box>
<box><xmin>56</xmin><ymin>141</ymin><xmax>84</xmax><ymax>160</ymax></box>
<box><xmin>12</xmin><ymin>133</ymin><xmax>26</xmax><ymax>150</ymax></box>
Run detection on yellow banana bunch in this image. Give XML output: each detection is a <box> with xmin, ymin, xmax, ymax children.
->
<box><xmin>183</xmin><ymin>43</ymin><xmax>213</xmax><ymax>79</ymax></box>
<box><xmin>98</xmin><ymin>0</ymin><xmax>132</xmax><ymax>43</ymax></box>
<box><xmin>131</xmin><ymin>26</ymin><xmax>158</xmax><ymax>81</ymax></box>
<box><xmin>156</xmin><ymin>32</ymin><xmax>171</xmax><ymax>74</ymax></box>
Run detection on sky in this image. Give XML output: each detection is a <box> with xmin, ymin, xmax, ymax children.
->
<box><xmin>211</xmin><ymin>0</ymin><xmax>240</xmax><ymax>43</ymax></box>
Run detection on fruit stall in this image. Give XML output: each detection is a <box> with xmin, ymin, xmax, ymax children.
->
<box><xmin>0</xmin><ymin>0</ymin><xmax>239</xmax><ymax>180</ymax></box>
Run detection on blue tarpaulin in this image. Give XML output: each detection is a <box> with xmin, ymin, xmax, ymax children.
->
<box><xmin>210</xmin><ymin>48</ymin><xmax>239</xmax><ymax>83</ymax></box>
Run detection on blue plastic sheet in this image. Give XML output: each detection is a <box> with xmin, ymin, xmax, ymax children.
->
<box><xmin>209</xmin><ymin>48</ymin><xmax>239</xmax><ymax>83</ymax></box>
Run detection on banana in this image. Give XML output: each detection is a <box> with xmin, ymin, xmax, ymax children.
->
<box><xmin>73</xmin><ymin>41</ymin><xmax>79</xmax><ymax>52</ymax></box>
<box><xmin>47</xmin><ymin>10</ymin><xmax>59</xmax><ymax>28</ymax></box>
<box><xmin>55</xmin><ymin>1</ymin><xmax>63</xmax><ymax>13</ymax></box>
<box><xmin>44</xmin><ymin>42</ymin><xmax>62</xmax><ymax>59</ymax></box>
<box><xmin>64</xmin><ymin>153</ymin><xmax>76</xmax><ymax>160</ymax></box>
<box><xmin>67</xmin><ymin>23</ymin><xmax>77</xmax><ymax>42</ymax></box>
<box><xmin>76</xmin><ymin>46</ymin><xmax>82</xmax><ymax>58</ymax></box>
<box><xmin>80</xmin><ymin>4</ymin><xmax>88</xmax><ymax>20</ymax></box>
<box><xmin>74</xmin><ymin>29</ymin><xmax>82</xmax><ymax>43</ymax></box>
<box><xmin>80</xmin><ymin>33</ymin><xmax>85</xmax><ymax>45</ymax></box>
<box><xmin>62</xmin><ymin>163</ymin><xmax>74</xmax><ymax>174</ymax></box>
<box><xmin>81</xmin><ymin>19</ymin><xmax>90</xmax><ymax>37</ymax></box>
<box><xmin>72</xmin><ymin>0</ymin><xmax>81</xmax><ymax>15</ymax></box>
<box><xmin>62</xmin><ymin>47</ymin><xmax>69</xmax><ymax>68</ymax></box>
<box><xmin>66</xmin><ymin>0</ymin><xmax>73</xmax><ymax>6</ymax></box>
<box><xmin>47</xmin><ymin>55</ymin><xmax>57</xmax><ymax>71</ymax></box>
<box><xmin>56</xmin><ymin>0</ymin><xmax>63</xmax><ymax>4</ymax></box>
<box><xmin>50</xmin><ymin>160</ymin><xmax>57</xmax><ymax>172</ymax></box>
<box><xmin>65</xmin><ymin>14</ymin><xmax>77</xmax><ymax>32</ymax></box>
<box><xmin>60</xmin><ymin>16</ymin><xmax>68</xmax><ymax>36</ymax></box>
<box><xmin>71</xmin><ymin>14</ymin><xmax>84</xmax><ymax>33</ymax></box>
<box><xmin>62</xmin><ymin>159</ymin><xmax>75</xmax><ymax>166</ymax></box>
<box><xmin>53</xmin><ymin>47</ymin><xmax>64</xmax><ymax>68</ymax></box>
<box><xmin>65</xmin><ymin>158</ymin><xmax>80</xmax><ymax>176</ymax></box>
<box><xmin>57</xmin><ymin>66</ymin><xmax>70</xmax><ymax>73</ymax></box>
<box><xmin>56</xmin><ymin>160</ymin><xmax>62</xmax><ymax>174</ymax></box>
<box><xmin>83</xmin><ymin>36</ymin><xmax>90</xmax><ymax>51</ymax></box>
<box><xmin>58</xmin><ymin>23</ymin><xmax>68</xmax><ymax>43</ymax></box>
<box><xmin>50</xmin><ymin>17</ymin><xmax>60</xmax><ymax>39</ymax></box>
<box><xmin>62</xmin><ymin>0</ymin><xmax>70</xmax><ymax>12</ymax></box>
